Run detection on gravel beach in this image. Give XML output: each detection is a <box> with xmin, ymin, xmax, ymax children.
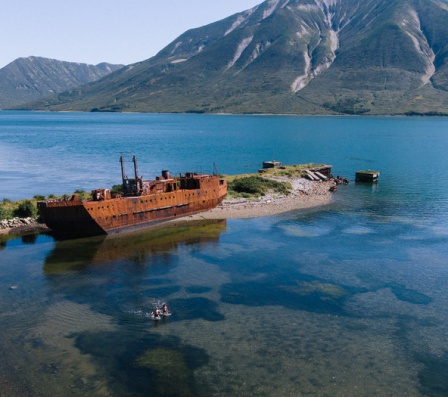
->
<box><xmin>185</xmin><ymin>178</ymin><xmax>334</xmax><ymax>220</ymax></box>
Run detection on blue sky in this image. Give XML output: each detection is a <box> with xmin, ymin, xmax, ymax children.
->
<box><xmin>1</xmin><ymin>1</ymin><xmax>262</xmax><ymax>69</ymax></box>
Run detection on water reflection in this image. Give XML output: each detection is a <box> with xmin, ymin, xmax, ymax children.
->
<box><xmin>43</xmin><ymin>220</ymin><xmax>226</xmax><ymax>274</ymax></box>
<box><xmin>0</xmin><ymin>230</ymin><xmax>38</xmax><ymax>247</ymax></box>
<box><xmin>41</xmin><ymin>219</ymin><xmax>228</xmax><ymax>331</ymax></box>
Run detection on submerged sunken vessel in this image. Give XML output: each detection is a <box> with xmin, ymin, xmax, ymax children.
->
<box><xmin>38</xmin><ymin>156</ymin><xmax>227</xmax><ymax>238</ymax></box>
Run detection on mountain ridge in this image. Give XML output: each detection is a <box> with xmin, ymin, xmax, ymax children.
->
<box><xmin>0</xmin><ymin>56</ymin><xmax>124</xmax><ymax>108</ymax></box>
<box><xmin>13</xmin><ymin>0</ymin><xmax>448</xmax><ymax>115</ymax></box>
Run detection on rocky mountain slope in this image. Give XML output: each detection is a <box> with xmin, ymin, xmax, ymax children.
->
<box><xmin>0</xmin><ymin>57</ymin><xmax>123</xmax><ymax>108</ymax></box>
<box><xmin>15</xmin><ymin>0</ymin><xmax>448</xmax><ymax>115</ymax></box>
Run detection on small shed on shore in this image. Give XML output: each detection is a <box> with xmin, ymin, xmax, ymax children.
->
<box><xmin>262</xmin><ymin>160</ymin><xmax>282</xmax><ymax>169</ymax></box>
<box><xmin>310</xmin><ymin>165</ymin><xmax>332</xmax><ymax>177</ymax></box>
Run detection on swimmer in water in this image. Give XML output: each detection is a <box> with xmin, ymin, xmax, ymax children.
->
<box><xmin>162</xmin><ymin>304</ymin><xmax>169</xmax><ymax>315</ymax></box>
<box><xmin>153</xmin><ymin>307</ymin><xmax>161</xmax><ymax>319</ymax></box>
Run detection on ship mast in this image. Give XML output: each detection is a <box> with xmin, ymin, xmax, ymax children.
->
<box><xmin>133</xmin><ymin>156</ymin><xmax>142</xmax><ymax>193</ymax></box>
<box><xmin>120</xmin><ymin>156</ymin><xmax>126</xmax><ymax>181</ymax></box>
<box><xmin>120</xmin><ymin>155</ymin><xmax>143</xmax><ymax>196</ymax></box>
<box><xmin>133</xmin><ymin>156</ymin><xmax>139</xmax><ymax>180</ymax></box>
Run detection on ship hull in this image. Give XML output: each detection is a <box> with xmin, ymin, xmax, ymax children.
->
<box><xmin>38</xmin><ymin>175</ymin><xmax>227</xmax><ymax>238</ymax></box>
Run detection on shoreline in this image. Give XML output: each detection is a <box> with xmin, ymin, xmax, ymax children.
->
<box><xmin>1</xmin><ymin>179</ymin><xmax>334</xmax><ymax>237</ymax></box>
<box><xmin>184</xmin><ymin>178</ymin><xmax>334</xmax><ymax>220</ymax></box>
<box><xmin>0</xmin><ymin>218</ymin><xmax>49</xmax><ymax>237</ymax></box>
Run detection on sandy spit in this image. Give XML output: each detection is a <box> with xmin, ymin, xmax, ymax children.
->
<box><xmin>185</xmin><ymin>178</ymin><xmax>335</xmax><ymax>220</ymax></box>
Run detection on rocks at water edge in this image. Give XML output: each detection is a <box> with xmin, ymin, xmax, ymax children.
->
<box><xmin>0</xmin><ymin>217</ymin><xmax>39</xmax><ymax>231</ymax></box>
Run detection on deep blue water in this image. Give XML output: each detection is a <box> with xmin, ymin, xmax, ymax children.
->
<box><xmin>1</xmin><ymin>111</ymin><xmax>448</xmax><ymax>396</ymax></box>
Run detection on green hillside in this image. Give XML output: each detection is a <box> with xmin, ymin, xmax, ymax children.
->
<box><xmin>0</xmin><ymin>57</ymin><xmax>124</xmax><ymax>108</ymax></box>
<box><xmin>14</xmin><ymin>0</ymin><xmax>448</xmax><ymax>115</ymax></box>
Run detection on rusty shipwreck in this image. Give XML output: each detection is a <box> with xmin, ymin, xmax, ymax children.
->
<box><xmin>38</xmin><ymin>156</ymin><xmax>227</xmax><ymax>238</ymax></box>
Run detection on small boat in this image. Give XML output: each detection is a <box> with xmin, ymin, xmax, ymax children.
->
<box><xmin>38</xmin><ymin>156</ymin><xmax>227</xmax><ymax>238</ymax></box>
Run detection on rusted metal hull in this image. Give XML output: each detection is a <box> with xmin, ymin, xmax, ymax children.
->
<box><xmin>38</xmin><ymin>174</ymin><xmax>227</xmax><ymax>238</ymax></box>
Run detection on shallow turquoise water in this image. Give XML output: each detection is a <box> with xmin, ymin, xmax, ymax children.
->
<box><xmin>0</xmin><ymin>112</ymin><xmax>448</xmax><ymax>396</ymax></box>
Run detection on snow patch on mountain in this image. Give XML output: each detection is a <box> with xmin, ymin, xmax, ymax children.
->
<box><xmin>401</xmin><ymin>8</ymin><xmax>435</xmax><ymax>86</ymax></box>
<box><xmin>316</xmin><ymin>0</ymin><xmax>339</xmax><ymax>9</ymax></box>
<box><xmin>245</xmin><ymin>41</ymin><xmax>272</xmax><ymax>68</ymax></box>
<box><xmin>296</xmin><ymin>4</ymin><xmax>319</xmax><ymax>12</ymax></box>
<box><xmin>291</xmin><ymin>0</ymin><xmax>340</xmax><ymax>93</ymax></box>
<box><xmin>225</xmin><ymin>8</ymin><xmax>257</xmax><ymax>36</ymax></box>
<box><xmin>227</xmin><ymin>36</ymin><xmax>254</xmax><ymax>69</ymax></box>
<box><xmin>170</xmin><ymin>59</ymin><xmax>187</xmax><ymax>64</ymax></box>
<box><xmin>263</xmin><ymin>0</ymin><xmax>282</xmax><ymax>19</ymax></box>
<box><xmin>296</xmin><ymin>23</ymin><xmax>311</xmax><ymax>38</ymax></box>
<box><xmin>291</xmin><ymin>51</ymin><xmax>311</xmax><ymax>92</ymax></box>
<box><xmin>329</xmin><ymin>29</ymin><xmax>339</xmax><ymax>54</ymax></box>
<box><xmin>171</xmin><ymin>42</ymin><xmax>182</xmax><ymax>55</ymax></box>
<box><xmin>315</xmin><ymin>0</ymin><xmax>339</xmax><ymax>57</ymax></box>
<box><xmin>280</xmin><ymin>0</ymin><xmax>292</xmax><ymax>8</ymax></box>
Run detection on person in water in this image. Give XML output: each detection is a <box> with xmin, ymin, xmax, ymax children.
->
<box><xmin>153</xmin><ymin>307</ymin><xmax>162</xmax><ymax>319</ymax></box>
<box><xmin>162</xmin><ymin>304</ymin><xmax>169</xmax><ymax>315</ymax></box>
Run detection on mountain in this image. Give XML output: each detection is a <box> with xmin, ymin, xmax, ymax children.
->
<box><xmin>0</xmin><ymin>57</ymin><xmax>124</xmax><ymax>108</ymax></box>
<box><xmin>15</xmin><ymin>0</ymin><xmax>448</xmax><ymax>115</ymax></box>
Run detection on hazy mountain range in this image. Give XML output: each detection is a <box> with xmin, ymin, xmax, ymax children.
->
<box><xmin>8</xmin><ymin>0</ymin><xmax>448</xmax><ymax>115</ymax></box>
<box><xmin>0</xmin><ymin>57</ymin><xmax>123</xmax><ymax>108</ymax></box>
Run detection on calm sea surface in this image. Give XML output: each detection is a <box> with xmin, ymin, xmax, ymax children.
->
<box><xmin>1</xmin><ymin>111</ymin><xmax>448</xmax><ymax>396</ymax></box>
